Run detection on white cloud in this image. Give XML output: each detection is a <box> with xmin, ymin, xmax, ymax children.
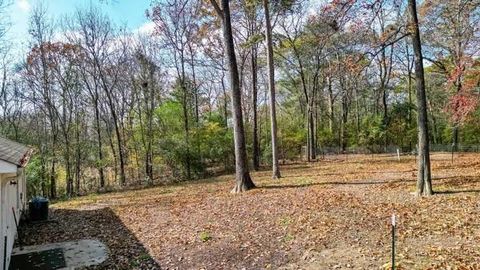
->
<box><xmin>17</xmin><ymin>0</ymin><xmax>31</xmax><ymax>12</ymax></box>
<box><xmin>136</xmin><ymin>22</ymin><xmax>156</xmax><ymax>35</ymax></box>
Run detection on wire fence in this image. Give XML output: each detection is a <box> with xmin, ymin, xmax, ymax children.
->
<box><xmin>312</xmin><ymin>144</ymin><xmax>480</xmax><ymax>156</ymax></box>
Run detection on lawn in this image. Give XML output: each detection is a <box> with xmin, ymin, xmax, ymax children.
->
<box><xmin>19</xmin><ymin>153</ymin><xmax>480</xmax><ymax>269</ymax></box>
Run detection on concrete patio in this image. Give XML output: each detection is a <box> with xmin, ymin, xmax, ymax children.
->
<box><xmin>9</xmin><ymin>239</ymin><xmax>108</xmax><ymax>270</ymax></box>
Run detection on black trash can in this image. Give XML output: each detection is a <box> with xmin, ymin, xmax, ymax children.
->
<box><xmin>29</xmin><ymin>197</ymin><xmax>49</xmax><ymax>221</ymax></box>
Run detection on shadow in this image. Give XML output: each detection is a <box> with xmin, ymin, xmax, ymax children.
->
<box><xmin>281</xmin><ymin>164</ymin><xmax>313</xmax><ymax>170</ymax></box>
<box><xmin>15</xmin><ymin>208</ymin><xmax>160</xmax><ymax>269</ymax></box>
<box><xmin>335</xmin><ymin>169</ymin><xmax>415</xmax><ymax>175</ymax></box>
<box><xmin>434</xmin><ymin>175</ymin><xmax>480</xmax><ymax>185</ymax></box>
<box><xmin>440</xmin><ymin>161</ymin><xmax>480</xmax><ymax>170</ymax></box>
<box><xmin>435</xmin><ymin>189</ymin><xmax>480</xmax><ymax>195</ymax></box>
<box><xmin>348</xmin><ymin>158</ymin><xmax>415</xmax><ymax>165</ymax></box>
<box><xmin>432</xmin><ymin>176</ymin><xmax>458</xmax><ymax>180</ymax></box>
<box><xmin>260</xmin><ymin>179</ymin><xmax>416</xmax><ymax>190</ymax></box>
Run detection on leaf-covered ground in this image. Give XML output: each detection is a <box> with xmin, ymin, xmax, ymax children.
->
<box><xmin>19</xmin><ymin>153</ymin><xmax>480</xmax><ymax>269</ymax></box>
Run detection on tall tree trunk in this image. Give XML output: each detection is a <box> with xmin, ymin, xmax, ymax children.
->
<box><xmin>327</xmin><ymin>76</ymin><xmax>334</xmax><ymax>133</ymax></box>
<box><xmin>452</xmin><ymin>37</ymin><xmax>463</xmax><ymax>151</ymax></box>
<box><xmin>452</xmin><ymin>126</ymin><xmax>458</xmax><ymax>151</ymax></box>
<box><xmin>74</xmin><ymin>116</ymin><xmax>82</xmax><ymax>194</ymax></box>
<box><xmin>408</xmin><ymin>0</ymin><xmax>433</xmax><ymax>196</ymax></box>
<box><xmin>263</xmin><ymin>0</ymin><xmax>281</xmax><ymax>179</ymax></box>
<box><xmin>94</xmin><ymin>102</ymin><xmax>105</xmax><ymax>188</ymax></box>
<box><xmin>427</xmin><ymin>99</ymin><xmax>439</xmax><ymax>144</ymax></box>
<box><xmin>189</xmin><ymin>45</ymin><xmax>200</xmax><ymax>125</ymax></box>
<box><xmin>251</xmin><ymin>44</ymin><xmax>260</xmax><ymax>171</ymax></box>
<box><xmin>50</xmin><ymin>126</ymin><xmax>57</xmax><ymax>199</ymax></box>
<box><xmin>354</xmin><ymin>83</ymin><xmax>360</xmax><ymax>139</ymax></box>
<box><xmin>95</xmin><ymin>55</ymin><xmax>126</xmax><ymax>186</ymax></box>
<box><xmin>147</xmin><ymin>79</ymin><xmax>155</xmax><ymax>184</ymax></box>
<box><xmin>406</xmin><ymin>43</ymin><xmax>413</xmax><ymax>128</ymax></box>
<box><xmin>381</xmin><ymin>49</ymin><xmax>389</xmax><ymax>151</ymax></box>
<box><xmin>105</xmin><ymin>118</ymin><xmax>118</xmax><ymax>184</ymax></box>
<box><xmin>64</xmin><ymin>137</ymin><xmax>73</xmax><ymax>196</ymax></box>
<box><xmin>183</xmin><ymin>89</ymin><xmax>191</xmax><ymax>180</ymax></box>
<box><xmin>341</xmin><ymin>93</ymin><xmax>348</xmax><ymax>151</ymax></box>
<box><xmin>212</xmin><ymin>0</ymin><xmax>255</xmax><ymax>192</ymax></box>
<box><xmin>308</xmin><ymin>105</ymin><xmax>316</xmax><ymax>160</ymax></box>
<box><xmin>452</xmin><ymin>81</ymin><xmax>462</xmax><ymax>151</ymax></box>
<box><xmin>221</xmin><ymin>71</ymin><xmax>228</xmax><ymax>128</ymax></box>
<box><xmin>180</xmin><ymin>58</ymin><xmax>192</xmax><ymax>180</ymax></box>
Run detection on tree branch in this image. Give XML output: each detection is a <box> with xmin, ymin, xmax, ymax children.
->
<box><xmin>209</xmin><ymin>0</ymin><xmax>223</xmax><ymax>18</ymax></box>
<box><xmin>422</xmin><ymin>56</ymin><xmax>448</xmax><ymax>74</ymax></box>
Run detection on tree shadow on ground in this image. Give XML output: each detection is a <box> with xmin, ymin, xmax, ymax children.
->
<box><xmin>17</xmin><ymin>207</ymin><xmax>160</xmax><ymax>269</ymax></box>
<box><xmin>433</xmin><ymin>176</ymin><xmax>480</xmax><ymax>191</ymax></box>
<box><xmin>259</xmin><ymin>179</ymin><xmax>416</xmax><ymax>190</ymax></box>
<box><xmin>435</xmin><ymin>189</ymin><xmax>480</xmax><ymax>195</ymax></box>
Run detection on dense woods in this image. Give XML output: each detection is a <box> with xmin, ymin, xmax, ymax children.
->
<box><xmin>0</xmin><ymin>0</ymin><xmax>478</xmax><ymax>198</ymax></box>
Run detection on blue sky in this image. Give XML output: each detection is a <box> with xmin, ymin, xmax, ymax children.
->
<box><xmin>6</xmin><ymin>0</ymin><xmax>154</xmax><ymax>57</ymax></box>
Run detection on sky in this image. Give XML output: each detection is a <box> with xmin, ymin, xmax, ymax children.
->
<box><xmin>5</xmin><ymin>0</ymin><xmax>155</xmax><ymax>58</ymax></box>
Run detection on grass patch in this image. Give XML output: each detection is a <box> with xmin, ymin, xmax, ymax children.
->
<box><xmin>282</xmin><ymin>233</ymin><xmax>294</xmax><ymax>242</ymax></box>
<box><xmin>199</xmin><ymin>231</ymin><xmax>212</xmax><ymax>242</ymax></box>
<box><xmin>278</xmin><ymin>216</ymin><xmax>292</xmax><ymax>227</ymax></box>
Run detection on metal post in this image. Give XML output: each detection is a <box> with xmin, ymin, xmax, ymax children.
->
<box><xmin>391</xmin><ymin>214</ymin><xmax>396</xmax><ymax>270</ymax></box>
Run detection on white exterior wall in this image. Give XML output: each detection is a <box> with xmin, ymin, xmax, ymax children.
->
<box><xmin>0</xmin><ymin>162</ymin><xmax>25</xmax><ymax>270</ymax></box>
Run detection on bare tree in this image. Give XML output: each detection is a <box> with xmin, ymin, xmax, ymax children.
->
<box><xmin>27</xmin><ymin>4</ymin><xmax>58</xmax><ymax>198</ymax></box>
<box><xmin>75</xmin><ymin>6</ymin><xmax>127</xmax><ymax>186</ymax></box>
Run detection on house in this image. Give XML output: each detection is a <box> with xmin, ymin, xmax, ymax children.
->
<box><xmin>0</xmin><ymin>137</ymin><xmax>32</xmax><ymax>270</ymax></box>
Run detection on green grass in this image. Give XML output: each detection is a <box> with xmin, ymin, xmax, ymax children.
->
<box><xmin>199</xmin><ymin>231</ymin><xmax>212</xmax><ymax>242</ymax></box>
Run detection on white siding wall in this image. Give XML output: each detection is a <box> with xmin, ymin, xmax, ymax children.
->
<box><xmin>0</xmin><ymin>167</ymin><xmax>25</xmax><ymax>270</ymax></box>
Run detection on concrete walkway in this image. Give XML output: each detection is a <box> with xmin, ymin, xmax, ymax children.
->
<box><xmin>10</xmin><ymin>239</ymin><xmax>108</xmax><ymax>269</ymax></box>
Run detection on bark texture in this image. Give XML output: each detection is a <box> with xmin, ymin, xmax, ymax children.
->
<box><xmin>408</xmin><ymin>0</ymin><xmax>433</xmax><ymax>196</ymax></box>
<box><xmin>263</xmin><ymin>0</ymin><xmax>281</xmax><ymax>179</ymax></box>
<box><xmin>213</xmin><ymin>0</ymin><xmax>255</xmax><ymax>192</ymax></box>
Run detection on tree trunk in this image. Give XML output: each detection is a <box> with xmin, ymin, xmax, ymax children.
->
<box><xmin>263</xmin><ymin>0</ymin><xmax>281</xmax><ymax>179</ymax></box>
<box><xmin>327</xmin><ymin>76</ymin><xmax>334</xmax><ymax>133</ymax></box>
<box><xmin>251</xmin><ymin>45</ymin><xmax>260</xmax><ymax>171</ymax></box>
<box><xmin>183</xmin><ymin>89</ymin><xmax>192</xmax><ymax>180</ymax></box>
<box><xmin>180</xmin><ymin>58</ymin><xmax>192</xmax><ymax>180</ymax></box>
<box><xmin>452</xmin><ymin>126</ymin><xmax>458</xmax><ymax>151</ymax></box>
<box><xmin>64</xmin><ymin>137</ymin><xmax>73</xmax><ymax>196</ymax></box>
<box><xmin>308</xmin><ymin>105</ymin><xmax>316</xmax><ymax>160</ymax></box>
<box><xmin>341</xmin><ymin>94</ymin><xmax>348</xmax><ymax>152</ymax></box>
<box><xmin>50</xmin><ymin>128</ymin><xmax>57</xmax><ymax>199</ymax></box>
<box><xmin>50</xmin><ymin>155</ymin><xmax>56</xmax><ymax>199</ymax></box>
<box><xmin>452</xmin><ymin>80</ymin><xmax>461</xmax><ymax>151</ymax></box>
<box><xmin>95</xmin><ymin>55</ymin><xmax>126</xmax><ymax>186</ymax></box>
<box><xmin>189</xmin><ymin>46</ymin><xmax>200</xmax><ymax>125</ymax></box>
<box><xmin>75</xmin><ymin>119</ymin><xmax>82</xmax><ymax>194</ymax></box>
<box><xmin>406</xmin><ymin>43</ymin><xmax>413</xmax><ymax>128</ymax></box>
<box><xmin>381</xmin><ymin>49</ymin><xmax>389</xmax><ymax>151</ymax></box>
<box><xmin>94</xmin><ymin>102</ymin><xmax>105</xmax><ymax>188</ymax></box>
<box><xmin>221</xmin><ymin>71</ymin><xmax>228</xmax><ymax>128</ymax></box>
<box><xmin>146</xmin><ymin>79</ymin><xmax>155</xmax><ymax>184</ymax></box>
<box><xmin>408</xmin><ymin>0</ymin><xmax>433</xmax><ymax>196</ymax></box>
<box><xmin>216</xmin><ymin>0</ymin><xmax>255</xmax><ymax>192</ymax></box>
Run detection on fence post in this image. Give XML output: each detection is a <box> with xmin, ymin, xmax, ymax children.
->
<box><xmin>391</xmin><ymin>214</ymin><xmax>396</xmax><ymax>270</ymax></box>
<box><xmin>451</xmin><ymin>143</ymin><xmax>455</xmax><ymax>164</ymax></box>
